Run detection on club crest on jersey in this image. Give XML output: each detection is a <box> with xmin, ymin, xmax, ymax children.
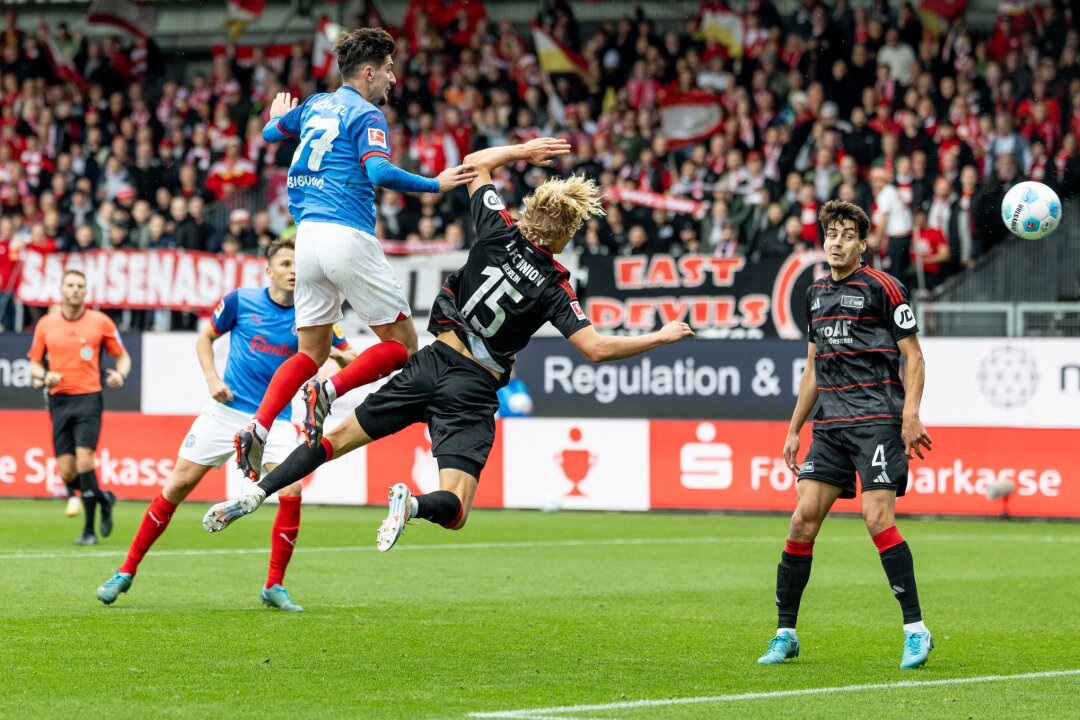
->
<box><xmin>841</xmin><ymin>295</ymin><xmax>865</xmax><ymax>309</ymax></box>
<box><xmin>483</xmin><ymin>190</ymin><xmax>506</xmax><ymax>211</ymax></box>
<box><xmin>367</xmin><ymin>128</ymin><xmax>387</xmax><ymax>149</ymax></box>
<box><xmin>570</xmin><ymin>300</ymin><xmax>586</xmax><ymax>320</ymax></box>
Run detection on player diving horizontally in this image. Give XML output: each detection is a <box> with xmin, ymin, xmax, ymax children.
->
<box><xmin>96</xmin><ymin>240</ymin><xmax>356</xmax><ymax>611</ymax></box>
<box><xmin>233</xmin><ymin>27</ymin><xmax>476</xmax><ymax>482</ymax></box>
<box><xmin>757</xmin><ymin>200</ymin><xmax>935</xmax><ymax>669</ymax></box>
<box><xmin>203</xmin><ymin>137</ymin><xmax>694</xmax><ymax>547</ymax></box>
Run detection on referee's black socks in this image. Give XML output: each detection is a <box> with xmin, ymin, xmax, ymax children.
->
<box><xmin>77</xmin><ymin>470</ymin><xmax>101</xmax><ymax>535</ymax></box>
<box><xmin>775</xmin><ymin>540</ymin><xmax>814</xmax><ymax>629</ymax></box>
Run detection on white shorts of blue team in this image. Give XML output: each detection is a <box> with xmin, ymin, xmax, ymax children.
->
<box><xmin>293</xmin><ymin>220</ymin><xmax>411</xmax><ymax>328</ymax></box>
<box><xmin>178</xmin><ymin>402</ymin><xmax>301</xmax><ymax>470</ymax></box>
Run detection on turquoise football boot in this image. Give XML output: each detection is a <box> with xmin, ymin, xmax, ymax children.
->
<box><xmin>900</xmin><ymin>629</ymin><xmax>934</xmax><ymax>669</ymax></box>
<box><xmin>757</xmin><ymin>631</ymin><xmax>800</xmax><ymax>665</ymax></box>
<box><xmin>96</xmin><ymin>570</ymin><xmax>133</xmax><ymax>605</ymax></box>
<box><xmin>261</xmin><ymin>584</ymin><xmax>303</xmax><ymax>612</ymax></box>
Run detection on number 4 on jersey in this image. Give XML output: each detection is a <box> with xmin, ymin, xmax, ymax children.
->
<box><xmin>292</xmin><ymin>116</ymin><xmax>340</xmax><ymax>172</ymax></box>
<box><xmin>460</xmin><ymin>266</ymin><xmax>523</xmax><ymax>337</ymax></box>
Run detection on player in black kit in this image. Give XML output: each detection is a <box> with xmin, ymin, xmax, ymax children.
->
<box><xmin>202</xmin><ymin>137</ymin><xmax>694</xmax><ymax>550</ymax></box>
<box><xmin>756</xmin><ymin>200</ymin><xmax>935</xmax><ymax>670</ymax></box>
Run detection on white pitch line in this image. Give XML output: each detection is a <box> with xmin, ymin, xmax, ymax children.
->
<box><xmin>468</xmin><ymin>669</ymin><xmax>1080</xmax><ymax>719</ymax></box>
<box><xmin>0</xmin><ymin>532</ymin><xmax>1077</xmax><ymax>561</ymax></box>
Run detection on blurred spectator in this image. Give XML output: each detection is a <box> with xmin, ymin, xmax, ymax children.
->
<box><xmin>910</xmin><ymin>206</ymin><xmax>950</xmax><ymax>293</ymax></box>
<box><xmin>0</xmin><ymin>0</ymin><xmax>1076</xmax><ymax>333</ymax></box>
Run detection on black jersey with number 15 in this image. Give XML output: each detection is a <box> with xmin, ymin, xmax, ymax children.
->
<box><xmin>427</xmin><ymin>184</ymin><xmax>592</xmax><ymax>385</ymax></box>
<box><xmin>806</xmin><ymin>265</ymin><xmax>919</xmax><ymax>429</ymax></box>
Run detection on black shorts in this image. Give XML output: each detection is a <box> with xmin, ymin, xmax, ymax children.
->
<box><xmin>48</xmin><ymin>392</ymin><xmax>103</xmax><ymax>457</ymax></box>
<box><xmin>797</xmin><ymin>423</ymin><xmax>908</xmax><ymax>499</ymax></box>
<box><xmin>355</xmin><ymin>342</ymin><xmax>501</xmax><ymax>479</ymax></box>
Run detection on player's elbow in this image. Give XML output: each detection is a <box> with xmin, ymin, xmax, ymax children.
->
<box><xmin>580</xmin><ymin>341</ymin><xmax>611</xmax><ymax>364</ymax></box>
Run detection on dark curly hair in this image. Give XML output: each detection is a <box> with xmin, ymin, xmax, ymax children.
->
<box><xmin>818</xmin><ymin>200</ymin><xmax>871</xmax><ymax>240</ymax></box>
<box><xmin>336</xmin><ymin>28</ymin><xmax>395</xmax><ymax>81</ymax></box>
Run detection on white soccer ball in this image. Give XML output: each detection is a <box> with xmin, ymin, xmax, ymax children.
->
<box><xmin>1001</xmin><ymin>181</ymin><xmax>1062</xmax><ymax>240</ymax></box>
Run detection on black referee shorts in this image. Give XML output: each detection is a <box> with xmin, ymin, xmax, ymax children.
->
<box><xmin>355</xmin><ymin>341</ymin><xmax>501</xmax><ymax>479</ymax></box>
<box><xmin>797</xmin><ymin>423</ymin><xmax>909</xmax><ymax>499</ymax></box>
<box><xmin>48</xmin><ymin>392</ymin><xmax>103</xmax><ymax>457</ymax></box>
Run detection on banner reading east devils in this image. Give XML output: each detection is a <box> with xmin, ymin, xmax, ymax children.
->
<box><xmin>580</xmin><ymin>250</ymin><xmax>826</xmax><ymax>339</ymax></box>
<box><xmin>17</xmin><ymin>250</ymin><xmax>268</xmax><ymax>312</ymax></box>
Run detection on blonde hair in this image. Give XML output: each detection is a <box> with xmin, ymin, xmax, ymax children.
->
<box><xmin>518</xmin><ymin>176</ymin><xmax>606</xmax><ymax>247</ymax></box>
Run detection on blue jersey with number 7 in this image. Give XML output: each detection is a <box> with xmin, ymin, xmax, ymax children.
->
<box><xmin>270</xmin><ymin>86</ymin><xmax>390</xmax><ymax>236</ymax></box>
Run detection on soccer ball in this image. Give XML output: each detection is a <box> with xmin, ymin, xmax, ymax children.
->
<box><xmin>1001</xmin><ymin>181</ymin><xmax>1062</xmax><ymax>240</ymax></box>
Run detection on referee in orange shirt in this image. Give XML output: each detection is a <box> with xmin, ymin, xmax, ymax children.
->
<box><xmin>28</xmin><ymin>269</ymin><xmax>132</xmax><ymax>545</ymax></box>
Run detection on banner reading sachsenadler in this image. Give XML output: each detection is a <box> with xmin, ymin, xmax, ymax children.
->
<box><xmin>580</xmin><ymin>250</ymin><xmax>826</xmax><ymax>339</ymax></box>
<box><xmin>17</xmin><ymin>249</ymin><xmax>268</xmax><ymax>312</ymax></box>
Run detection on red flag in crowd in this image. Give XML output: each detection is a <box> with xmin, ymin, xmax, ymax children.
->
<box><xmin>225</xmin><ymin>0</ymin><xmax>267</xmax><ymax>40</ymax></box>
<box><xmin>86</xmin><ymin>0</ymin><xmax>159</xmax><ymax>37</ymax></box>
<box><xmin>659</xmin><ymin>90</ymin><xmax>725</xmax><ymax>150</ymax></box>
<box><xmin>312</xmin><ymin>17</ymin><xmax>340</xmax><ymax>79</ymax></box>
<box><xmin>39</xmin><ymin>20</ymin><xmax>86</xmax><ymax>93</ymax></box>
<box><xmin>918</xmin><ymin>0</ymin><xmax>969</xmax><ymax>35</ymax></box>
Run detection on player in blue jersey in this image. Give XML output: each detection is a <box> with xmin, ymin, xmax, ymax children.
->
<box><xmin>95</xmin><ymin>239</ymin><xmax>357</xmax><ymax>611</ymax></box>
<box><xmin>233</xmin><ymin>27</ymin><xmax>477</xmax><ymax>482</ymax></box>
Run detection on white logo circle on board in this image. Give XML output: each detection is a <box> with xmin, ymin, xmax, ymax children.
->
<box><xmin>483</xmin><ymin>190</ymin><xmax>505</xmax><ymax>211</ymax></box>
<box><xmin>893</xmin><ymin>303</ymin><xmax>916</xmax><ymax>329</ymax></box>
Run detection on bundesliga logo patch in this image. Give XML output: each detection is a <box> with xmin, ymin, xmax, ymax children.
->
<box><xmin>368</xmin><ymin>128</ymin><xmax>387</xmax><ymax>149</ymax></box>
<box><xmin>570</xmin><ymin>300</ymin><xmax>586</xmax><ymax>321</ymax></box>
<box><xmin>841</xmin><ymin>295</ymin><xmax>865</xmax><ymax>309</ymax></box>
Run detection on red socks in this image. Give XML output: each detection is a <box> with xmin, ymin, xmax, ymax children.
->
<box><xmin>254</xmin><ymin>353</ymin><xmax>319</xmax><ymax>429</ymax></box>
<box><xmin>119</xmin><ymin>493</ymin><xmax>178</xmax><ymax>576</ymax></box>
<box><xmin>329</xmin><ymin>341</ymin><xmax>408</xmax><ymax>399</ymax></box>
<box><xmin>872</xmin><ymin>526</ymin><xmax>904</xmax><ymax>554</ymax></box>
<box><xmin>266</xmin><ymin>496</ymin><xmax>301</xmax><ymax>588</ymax></box>
<box><xmin>784</xmin><ymin>539</ymin><xmax>815</xmax><ymax>556</ymax></box>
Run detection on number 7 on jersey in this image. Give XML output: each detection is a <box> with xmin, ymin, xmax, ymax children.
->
<box><xmin>292</xmin><ymin>116</ymin><xmax>340</xmax><ymax>172</ymax></box>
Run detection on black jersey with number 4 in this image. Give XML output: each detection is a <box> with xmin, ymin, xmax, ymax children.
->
<box><xmin>427</xmin><ymin>184</ymin><xmax>591</xmax><ymax>384</ymax></box>
<box><xmin>805</xmin><ymin>265</ymin><xmax>918</xmax><ymax>428</ymax></box>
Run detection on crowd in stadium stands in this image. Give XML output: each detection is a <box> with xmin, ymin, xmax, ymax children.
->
<box><xmin>2</xmin><ymin>1</ymin><xmax>1080</xmax><ymax>330</ymax></box>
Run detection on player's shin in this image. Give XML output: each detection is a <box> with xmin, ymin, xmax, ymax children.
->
<box><xmin>874</xmin><ymin>526</ymin><xmax>923</xmax><ymax>624</ymax></box>
<box><xmin>415</xmin><ymin>491</ymin><xmax>462</xmax><ymax>528</ymax></box>
<box><xmin>266</xmin><ymin>496</ymin><xmax>301</xmax><ymax>588</ymax></box>
<box><xmin>77</xmin><ymin>470</ymin><xmax>101</xmax><ymax>536</ymax></box>
<box><xmin>119</xmin><ymin>493</ymin><xmax>178</xmax><ymax>576</ymax></box>
<box><xmin>257</xmin><ymin>438</ymin><xmax>334</xmax><ymax>496</ymax></box>
<box><xmin>776</xmin><ymin>540</ymin><xmax>815</xmax><ymax>630</ymax></box>
<box><xmin>253</xmin><ymin>353</ymin><xmax>319</xmax><ymax>430</ymax></box>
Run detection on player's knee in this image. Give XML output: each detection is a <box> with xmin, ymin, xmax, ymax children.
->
<box><xmin>861</xmin><ymin>507</ymin><xmax>894</xmax><ymax>535</ymax></box>
<box><xmin>163</xmin><ymin>476</ymin><xmax>198</xmax><ymax>504</ymax></box>
<box><xmin>790</xmin><ymin>508</ymin><xmax>822</xmax><ymax>540</ymax></box>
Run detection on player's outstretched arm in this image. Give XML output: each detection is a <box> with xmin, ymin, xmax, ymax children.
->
<box><xmin>567</xmin><ymin>321</ymin><xmax>693</xmax><ymax>364</ymax></box>
<box><xmin>463</xmin><ymin>138</ymin><xmax>572</xmax><ymax>195</ymax></box>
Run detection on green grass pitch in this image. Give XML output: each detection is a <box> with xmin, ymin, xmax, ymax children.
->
<box><xmin>2</xmin><ymin>498</ymin><xmax>1079</xmax><ymax>719</ymax></box>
